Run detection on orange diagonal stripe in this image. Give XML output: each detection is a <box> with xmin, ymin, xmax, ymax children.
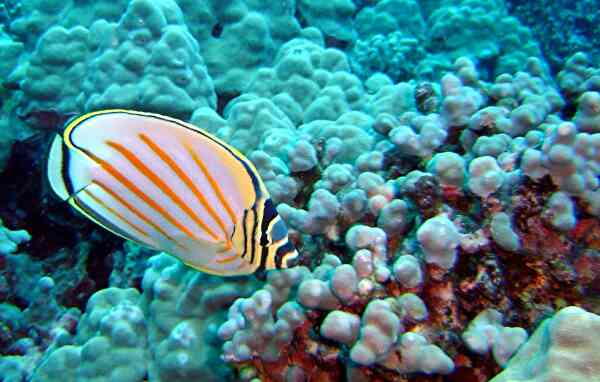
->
<box><xmin>84</xmin><ymin>148</ymin><xmax>200</xmax><ymax>242</ymax></box>
<box><xmin>216</xmin><ymin>254</ymin><xmax>239</xmax><ymax>264</ymax></box>
<box><xmin>82</xmin><ymin>187</ymin><xmax>151</xmax><ymax>240</ymax></box>
<box><xmin>93</xmin><ymin>180</ymin><xmax>175</xmax><ymax>243</ymax></box>
<box><xmin>139</xmin><ymin>133</ymin><xmax>230</xmax><ymax>244</ymax></box>
<box><xmin>106</xmin><ymin>140</ymin><xmax>220</xmax><ymax>242</ymax></box>
<box><xmin>184</xmin><ymin>143</ymin><xmax>237</xmax><ymax>228</ymax></box>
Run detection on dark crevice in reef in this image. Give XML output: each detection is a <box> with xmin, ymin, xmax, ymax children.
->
<box><xmin>382</xmin><ymin>147</ymin><xmax>422</xmax><ymax>179</ymax></box>
<box><xmin>437</xmin><ymin>124</ymin><xmax>467</xmax><ymax>155</ymax></box>
<box><xmin>216</xmin><ymin>92</ymin><xmax>240</xmax><ymax>116</ymax></box>
<box><xmin>324</xmin><ymin>35</ymin><xmax>350</xmax><ymax>50</ymax></box>
<box><xmin>561</xmin><ymin>98</ymin><xmax>579</xmax><ymax>120</ymax></box>
<box><xmin>292</xmin><ymin>166</ymin><xmax>321</xmax><ymax>208</ymax></box>
<box><xmin>294</xmin><ymin>9</ymin><xmax>308</xmax><ymax>29</ymax></box>
<box><xmin>477</xmin><ymin>56</ymin><xmax>497</xmax><ymax>82</ymax></box>
<box><xmin>0</xmin><ymin>132</ymin><xmax>89</xmax><ymax>257</ymax></box>
<box><xmin>85</xmin><ymin>237</ymin><xmax>116</xmax><ymax>295</ymax></box>
<box><xmin>17</xmin><ymin>109</ymin><xmax>76</xmax><ymax>132</ymax></box>
<box><xmin>211</xmin><ymin>22</ymin><xmax>223</xmax><ymax>38</ymax></box>
<box><xmin>0</xmin><ymin>130</ymin><xmax>120</xmax><ymax>305</ymax></box>
<box><xmin>292</xmin><ymin>9</ymin><xmax>351</xmax><ymax>50</ymax></box>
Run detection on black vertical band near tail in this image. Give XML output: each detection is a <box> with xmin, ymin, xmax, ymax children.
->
<box><xmin>257</xmin><ymin>245</ymin><xmax>269</xmax><ymax>273</ymax></box>
<box><xmin>249</xmin><ymin>204</ymin><xmax>258</xmax><ymax>266</ymax></box>
<box><xmin>260</xmin><ymin>198</ymin><xmax>278</xmax><ymax>246</ymax></box>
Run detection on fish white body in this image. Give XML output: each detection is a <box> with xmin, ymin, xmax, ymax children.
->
<box><xmin>47</xmin><ymin>109</ymin><xmax>298</xmax><ymax>276</ymax></box>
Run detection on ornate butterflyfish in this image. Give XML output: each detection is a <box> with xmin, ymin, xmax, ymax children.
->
<box><xmin>46</xmin><ymin>109</ymin><xmax>299</xmax><ymax>276</ymax></box>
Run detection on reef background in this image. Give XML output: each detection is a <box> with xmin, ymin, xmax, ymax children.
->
<box><xmin>1</xmin><ymin>0</ymin><xmax>600</xmax><ymax>381</ymax></box>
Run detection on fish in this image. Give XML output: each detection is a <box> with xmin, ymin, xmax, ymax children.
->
<box><xmin>46</xmin><ymin>109</ymin><xmax>299</xmax><ymax>276</ymax></box>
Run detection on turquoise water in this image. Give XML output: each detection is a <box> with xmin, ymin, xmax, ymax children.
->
<box><xmin>0</xmin><ymin>0</ymin><xmax>599</xmax><ymax>381</ymax></box>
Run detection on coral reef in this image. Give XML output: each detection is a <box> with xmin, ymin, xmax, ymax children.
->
<box><xmin>491</xmin><ymin>306</ymin><xmax>600</xmax><ymax>382</ymax></box>
<box><xmin>350</xmin><ymin>0</ymin><xmax>542</xmax><ymax>82</ymax></box>
<box><xmin>0</xmin><ymin>0</ymin><xmax>599</xmax><ymax>381</ymax></box>
<box><xmin>506</xmin><ymin>0</ymin><xmax>600</xmax><ymax>72</ymax></box>
<box><xmin>18</xmin><ymin>0</ymin><xmax>216</xmax><ymax>119</ymax></box>
<box><xmin>30</xmin><ymin>253</ymin><xmax>258</xmax><ymax>381</ymax></box>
